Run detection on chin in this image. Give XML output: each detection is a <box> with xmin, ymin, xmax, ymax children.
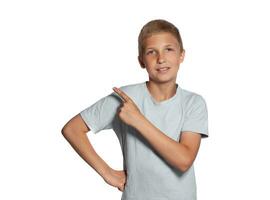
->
<box><xmin>154</xmin><ymin>78</ymin><xmax>175</xmax><ymax>84</ymax></box>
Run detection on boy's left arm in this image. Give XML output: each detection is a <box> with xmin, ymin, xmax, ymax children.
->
<box><xmin>134</xmin><ymin>115</ymin><xmax>201</xmax><ymax>173</ymax></box>
<box><xmin>112</xmin><ymin>87</ymin><xmax>202</xmax><ymax>173</ymax></box>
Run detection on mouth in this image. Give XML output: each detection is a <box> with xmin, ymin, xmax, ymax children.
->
<box><xmin>156</xmin><ymin>67</ymin><xmax>170</xmax><ymax>73</ymax></box>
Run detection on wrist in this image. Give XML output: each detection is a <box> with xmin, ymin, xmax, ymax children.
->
<box><xmin>98</xmin><ymin>165</ymin><xmax>112</xmax><ymax>180</ymax></box>
<box><xmin>133</xmin><ymin>114</ymin><xmax>146</xmax><ymax>130</ymax></box>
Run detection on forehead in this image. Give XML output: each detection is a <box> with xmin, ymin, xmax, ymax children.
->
<box><xmin>143</xmin><ymin>32</ymin><xmax>179</xmax><ymax>48</ymax></box>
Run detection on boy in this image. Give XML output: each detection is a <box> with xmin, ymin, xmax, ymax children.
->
<box><xmin>62</xmin><ymin>19</ymin><xmax>209</xmax><ymax>200</ymax></box>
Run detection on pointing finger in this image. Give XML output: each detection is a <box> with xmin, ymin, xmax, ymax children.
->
<box><xmin>113</xmin><ymin>87</ymin><xmax>131</xmax><ymax>102</ymax></box>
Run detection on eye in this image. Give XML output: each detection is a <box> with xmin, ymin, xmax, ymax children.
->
<box><xmin>146</xmin><ymin>50</ymin><xmax>155</xmax><ymax>55</ymax></box>
<box><xmin>166</xmin><ymin>48</ymin><xmax>174</xmax><ymax>51</ymax></box>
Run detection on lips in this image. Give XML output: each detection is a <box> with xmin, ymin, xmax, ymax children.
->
<box><xmin>156</xmin><ymin>67</ymin><xmax>170</xmax><ymax>72</ymax></box>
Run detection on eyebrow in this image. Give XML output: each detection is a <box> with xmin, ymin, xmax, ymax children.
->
<box><xmin>146</xmin><ymin>44</ymin><xmax>175</xmax><ymax>50</ymax></box>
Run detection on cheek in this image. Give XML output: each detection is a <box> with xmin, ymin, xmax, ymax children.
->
<box><xmin>145</xmin><ymin>58</ymin><xmax>156</xmax><ymax>66</ymax></box>
<box><xmin>171</xmin><ymin>55</ymin><xmax>182</xmax><ymax>65</ymax></box>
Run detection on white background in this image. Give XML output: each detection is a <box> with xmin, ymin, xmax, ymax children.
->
<box><xmin>1</xmin><ymin>0</ymin><xmax>269</xmax><ymax>199</ymax></box>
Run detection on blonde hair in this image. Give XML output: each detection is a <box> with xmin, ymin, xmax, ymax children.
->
<box><xmin>138</xmin><ymin>19</ymin><xmax>184</xmax><ymax>59</ymax></box>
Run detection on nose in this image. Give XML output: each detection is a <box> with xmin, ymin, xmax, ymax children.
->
<box><xmin>157</xmin><ymin>52</ymin><xmax>166</xmax><ymax>64</ymax></box>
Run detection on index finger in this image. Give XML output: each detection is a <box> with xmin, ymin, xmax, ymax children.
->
<box><xmin>112</xmin><ymin>87</ymin><xmax>131</xmax><ymax>102</ymax></box>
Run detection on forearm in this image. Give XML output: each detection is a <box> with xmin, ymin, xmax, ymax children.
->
<box><xmin>62</xmin><ymin>130</ymin><xmax>111</xmax><ymax>179</ymax></box>
<box><xmin>133</xmin><ymin>115</ymin><xmax>191</xmax><ymax>172</ymax></box>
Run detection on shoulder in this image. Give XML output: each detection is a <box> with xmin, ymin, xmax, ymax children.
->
<box><xmin>119</xmin><ymin>81</ymin><xmax>144</xmax><ymax>92</ymax></box>
<box><xmin>117</xmin><ymin>81</ymin><xmax>145</xmax><ymax>99</ymax></box>
<box><xmin>180</xmin><ymin>87</ymin><xmax>207</xmax><ymax>109</ymax></box>
<box><xmin>104</xmin><ymin>82</ymin><xmax>144</xmax><ymax>104</ymax></box>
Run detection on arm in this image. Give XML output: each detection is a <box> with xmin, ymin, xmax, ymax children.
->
<box><xmin>112</xmin><ymin>87</ymin><xmax>202</xmax><ymax>173</ymax></box>
<box><xmin>61</xmin><ymin>114</ymin><xmax>126</xmax><ymax>191</ymax></box>
<box><xmin>61</xmin><ymin>114</ymin><xmax>111</xmax><ymax>178</ymax></box>
<box><xmin>133</xmin><ymin>115</ymin><xmax>201</xmax><ymax>173</ymax></box>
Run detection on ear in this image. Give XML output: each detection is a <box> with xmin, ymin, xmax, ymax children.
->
<box><xmin>138</xmin><ymin>56</ymin><xmax>145</xmax><ymax>68</ymax></box>
<box><xmin>179</xmin><ymin>49</ymin><xmax>185</xmax><ymax>64</ymax></box>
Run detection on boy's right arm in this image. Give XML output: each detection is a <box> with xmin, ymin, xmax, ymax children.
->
<box><xmin>61</xmin><ymin>114</ymin><xmax>126</xmax><ymax>191</ymax></box>
<box><xmin>61</xmin><ymin>113</ymin><xmax>111</xmax><ymax>178</ymax></box>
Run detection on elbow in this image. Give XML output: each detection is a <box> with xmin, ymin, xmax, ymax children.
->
<box><xmin>61</xmin><ymin>124</ymin><xmax>72</xmax><ymax>137</ymax></box>
<box><xmin>61</xmin><ymin>127</ymin><xmax>66</xmax><ymax>136</ymax></box>
<box><xmin>61</xmin><ymin>127</ymin><xmax>68</xmax><ymax>138</ymax></box>
<box><xmin>61</xmin><ymin>123</ymin><xmax>85</xmax><ymax>138</ymax></box>
<box><xmin>179</xmin><ymin>165</ymin><xmax>191</xmax><ymax>173</ymax></box>
<box><xmin>178</xmin><ymin>164</ymin><xmax>189</xmax><ymax>173</ymax></box>
<box><xmin>61</xmin><ymin>123</ymin><xmax>67</xmax><ymax>135</ymax></box>
<box><xmin>61</xmin><ymin>126</ymin><xmax>76</xmax><ymax>142</ymax></box>
<box><xmin>177</xmin><ymin>158</ymin><xmax>193</xmax><ymax>173</ymax></box>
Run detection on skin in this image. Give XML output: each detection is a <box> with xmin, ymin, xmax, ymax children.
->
<box><xmin>138</xmin><ymin>32</ymin><xmax>185</xmax><ymax>102</ymax></box>
<box><xmin>62</xmin><ymin>114</ymin><xmax>127</xmax><ymax>192</ymax></box>
<box><xmin>62</xmin><ymin>32</ymin><xmax>202</xmax><ymax>192</ymax></box>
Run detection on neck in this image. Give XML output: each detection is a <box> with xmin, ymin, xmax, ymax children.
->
<box><xmin>146</xmin><ymin>80</ymin><xmax>178</xmax><ymax>102</ymax></box>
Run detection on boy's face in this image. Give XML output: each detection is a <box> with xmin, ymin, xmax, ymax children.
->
<box><xmin>138</xmin><ymin>32</ymin><xmax>185</xmax><ymax>84</ymax></box>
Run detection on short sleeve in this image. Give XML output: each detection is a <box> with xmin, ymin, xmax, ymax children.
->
<box><xmin>181</xmin><ymin>95</ymin><xmax>209</xmax><ymax>138</ymax></box>
<box><xmin>79</xmin><ymin>92</ymin><xmax>122</xmax><ymax>134</ymax></box>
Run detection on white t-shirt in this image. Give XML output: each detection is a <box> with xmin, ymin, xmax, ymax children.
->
<box><xmin>80</xmin><ymin>81</ymin><xmax>209</xmax><ymax>200</ymax></box>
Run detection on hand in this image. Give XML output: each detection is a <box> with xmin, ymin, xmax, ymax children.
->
<box><xmin>112</xmin><ymin>87</ymin><xmax>143</xmax><ymax>127</ymax></box>
<box><xmin>103</xmin><ymin>168</ymin><xmax>127</xmax><ymax>192</ymax></box>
